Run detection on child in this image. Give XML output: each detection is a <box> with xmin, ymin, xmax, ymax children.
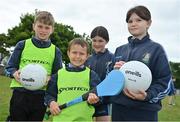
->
<box><xmin>86</xmin><ymin>26</ymin><xmax>115</xmax><ymax>121</ymax></box>
<box><xmin>168</xmin><ymin>77</ymin><xmax>176</xmax><ymax>105</ymax></box>
<box><xmin>44</xmin><ymin>38</ymin><xmax>100</xmax><ymax>121</ymax></box>
<box><xmin>112</xmin><ymin>5</ymin><xmax>172</xmax><ymax>121</ymax></box>
<box><xmin>5</xmin><ymin>11</ymin><xmax>63</xmax><ymax>121</ymax></box>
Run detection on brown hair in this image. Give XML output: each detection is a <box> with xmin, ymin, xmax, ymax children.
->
<box><xmin>126</xmin><ymin>5</ymin><xmax>151</xmax><ymax>23</ymax></box>
<box><xmin>90</xmin><ymin>26</ymin><xmax>109</xmax><ymax>42</ymax></box>
<box><xmin>34</xmin><ymin>11</ymin><xmax>55</xmax><ymax>26</ymax></box>
<box><xmin>68</xmin><ymin>38</ymin><xmax>90</xmax><ymax>54</ymax></box>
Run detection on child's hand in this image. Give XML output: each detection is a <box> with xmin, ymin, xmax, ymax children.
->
<box><xmin>123</xmin><ymin>88</ymin><xmax>147</xmax><ymax>101</ymax></box>
<box><xmin>50</xmin><ymin>101</ymin><xmax>61</xmax><ymax>115</ymax></box>
<box><xmin>45</xmin><ymin>75</ymin><xmax>51</xmax><ymax>85</ymax></box>
<box><xmin>114</xmin><ymin>61</ymin><xmax>125</xmax><ymax>69</ymax></box>
<box><xmin>87</xmin><ymin>93</ymin><xmax>99</xmax><ymax>104</ymax></box>
<box><xmin>13</xmin><ymin>70</ymin><xmax>21</xmax><ymax>82</ymax></box>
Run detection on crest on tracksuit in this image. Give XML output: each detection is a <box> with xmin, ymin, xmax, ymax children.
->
<box><xmin>106</xmin><ymin>61</ymin><xmax>113</xmax><ymax>75</ymax></box>
<box><xmin>142</xmin><ymin>53</ymin><xmax>151</xmax><ymax>64</ymax></box>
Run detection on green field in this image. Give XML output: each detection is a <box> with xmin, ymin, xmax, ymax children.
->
<box><xmin>0</xmin><ymin>75</ymin><xmax>180</xmax><ymax>121</ymax></box>
<box><xmin>0</xmin><ymin>76</ymin><xmax>12</xmax><ymax>121</ymax></box>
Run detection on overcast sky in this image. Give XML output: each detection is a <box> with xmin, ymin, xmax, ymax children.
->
<box><xmin>0</xmin><ymin>0</ymin><xmax>179</xmax><ymax>62</ymax></box>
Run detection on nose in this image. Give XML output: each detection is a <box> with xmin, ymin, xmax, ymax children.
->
<box><xmin>76</xmin><ymin>53</ymin><xmax>81</xmax><ymax>58</ymax></box>
<box><xmin>41</xmin><ymin>27</ymin><xmax>47</xmax><ymax>33</ymax></box>
<box><xmin>93</xmin><ymin>41</ymin><xmax>100</xmax><ymax>46</ymax></box>
<box><xmin>131</xmin><ymin>21</ymin><xmax>137</xmax><ymax>26</ymax></box>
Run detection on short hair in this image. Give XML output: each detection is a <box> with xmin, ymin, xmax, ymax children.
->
<box><xmin>68</xmin><ymin>38</ymin><xmax>90</xmax><ymax>54</ymax></box>
<box><xmin>90</xmin><ymin>26</ymin><xmax>109</xmax><ymax>42</ymax></box>
<box><xmin>34</xmin><ymin>11</ymin><xmax>55</xmax><ymax>26</ymax></box>
<box><xmin>126</xmin><ymin>5</ymin><xmax>151</xmax><ymax>23</ymax></box>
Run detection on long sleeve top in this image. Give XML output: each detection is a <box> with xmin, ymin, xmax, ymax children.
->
<box><xmin>44</xmin><ymin>63</ymin><xmax>101</xmax><ymax>106</ymax></box>
<box><xmin>6</xmin><ymin>37</ymin><xmax>63</xmax><ymax>93</ymax></box>
<box><xmin>86</xmin><ymin>49</ymin><xmax>115</xmax><ymax>81</ymax></box>
<box><xmin>111</xmin><ymin>35</ymin><xmax>172</xmax><ymax>111</ymax></box>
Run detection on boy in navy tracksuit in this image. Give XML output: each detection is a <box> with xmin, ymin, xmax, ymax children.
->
<box><xmin>112</xmin><ymin>6</ymin><xmax>172</xmax><ymax>121</ymax></box>
<box><xmin>5</xmin><ymin>11</ymin><xmax>62</xmax><ymax>121</ymax></box>
<box><xmin>44</xmin><ymin>38</ymin><xmax>101</xmax><ymax>121</ymax></box>
<box><xmin>86</xmin><ymin>26</ymin><xmax>115</xmax><ymax>121</ymax></box>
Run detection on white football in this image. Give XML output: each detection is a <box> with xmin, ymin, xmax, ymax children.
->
<box><xmin>20</xmin><ymin>64</ymin><xmax>47</xmax><ymax>90</ymax></box>
<box><xmin>120</xmin><ymin>61</ymin><xmax>152</xmax><ymax>93</ymax></box>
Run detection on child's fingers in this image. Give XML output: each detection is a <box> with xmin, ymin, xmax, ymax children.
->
<box><xmin>123</xmin><ymin>88</ymin><xmax>136</xmax><ymax>99</ymax></box>
<box><xmin>87</xmin><ymin>93</ymin><xmax>99</xmax><ymax>104</ymax></box>
<box><xmin>13</xmin><ymin>70</ymin><xmax>21</xmax><ymax>82</ymax></box>
<box><xmin>45</xmin><ymin>76</ymin><xmax>51</xmax><ymax>85</ymax></box>
<box><xmin>114</xmin><ymin>61</ymin><xmax>126</xmax><ymax>69</ymax></box>
<box><xmin>123</xmin><ymin>89</ymin><xmax>147</xmax><ymax>100</ymax></box>
<box><xmin>51</xmin><ymin>107</ymin><xmax>60</xmax><ymax>115</ymax></box>
<box><xmin>50</xmin><ymin>101</ymin><xmax>61</xmax><ymax>115</ymax></box>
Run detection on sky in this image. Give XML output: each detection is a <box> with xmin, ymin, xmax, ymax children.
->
<box><xmin>0</xmin><ymin>0</ymin><xmax>180</xmax><ymax>62</ymax></box>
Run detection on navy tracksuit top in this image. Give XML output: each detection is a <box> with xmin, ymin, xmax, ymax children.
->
<box><xmin>111</xmin><ymin>35</ymin><xmax>172</xmax><ymax>111</ymax></box>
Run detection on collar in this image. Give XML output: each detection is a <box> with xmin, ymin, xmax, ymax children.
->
<box><xmin>92</xmin><ymin>48</ymin><xmax>108</xmax><ymax>55</ymax></box>
<box><xmin>128</xmin><ymin>35</ymin><xmax>150</xmax><ymax>44</ymax></box>
<box><xmin>32</xmin><ymin>37</ymin><xmax>51</xmax><ymax>48</ymax></box>
<box><xmin>68</xmin><ymin>63</ymin><xmax>85</xmax><ymax>68</ymax></box>
<box><xmin>65</xmin><ymin>63</ymin><xmax>86</xmax><ymax>72</ymax></box>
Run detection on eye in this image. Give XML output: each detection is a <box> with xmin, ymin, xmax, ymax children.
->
<box><xmin>72</xmin><ymin>51</ymin><xmax>77</xmax><ymax>54</ymax></box>
<box><xmin>92</xmin><ymin>39</ymin><xmax>96</xmax><ymax>42</ymax></box>
<box><xmin>128</xmin><ymin>20</ymin><xmax>133</xmax><ymax>23</ymax></box>
<box><xmin>37</xmin><ymin>25</ymin><xmax>43</xmax><ymax>29</ymax></box>
<box><xmin>99</xmin><ymin>39</ymin><xmax>104</xmax><ymax>43</ymax></box>
<box><xmin>45</xmin><ymin>26</ymin><xmax>50</xmax><ymax>30</ymax></box>
<box><xmin>80</xmin><ymin>52</ymin><xmax>85</xmax><ymax>55</ymax></box>
<box><xmin>137</xmin><ymin>19</ymin><xmax>142</xmax><ymax>22</ymax></box>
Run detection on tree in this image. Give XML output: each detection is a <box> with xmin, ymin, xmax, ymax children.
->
<box><xmin>6</xmin><ymin>13</ymin><xmax>34</xmax><ymax>47</ymax></box>
<box><xmin>0</xmin><ymin>11</ymin><xmax>91</xmax><ymax>64</ymax></box>
<box><xmin>0</xmin><ymin>33</ymin><xmax>9</xmax><ymax>55</ymax></box>
<box><xmin>170</xmin><ymin>62</ymin><xmax>180</xmax><ymax>88</ymax></box>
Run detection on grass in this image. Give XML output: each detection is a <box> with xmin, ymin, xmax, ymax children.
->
<box><xmin>159</xmin><ymin>96</ymin><xmax>180</xmax><ymax>121</ymax></box>
<box><xmin>0</xmin><ymin>75</ymin><xmax>180</xmax><ymax>121</ymax></box>
<box><xmin>0</xmin><ymin>75</ymin><xmax>12</xmax><ymax>121</ymax></box>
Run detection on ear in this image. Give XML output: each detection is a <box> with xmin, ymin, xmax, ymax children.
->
<box><xmin>147</xmin><ymin>20</ymin><xmax>152</xmax><ymax>29</ymax></box>
<box><xmin>67</xmin><ymin>50</ymin><xmax>70</xmax><ymax>57</ymax></box>
<box><xmin>148</xmin><ymin>20</ymin><xmax>152</xmax><ymax>25</ymax></box>
<box><xmin>85</xmin><ymin>53</ymin><xmax>89</xmax><ymax>60</ymax></box>
<box><xmin>32</xmin><ymin>23</ymin><xmax>35</xmax><ymax>31</ymax></box>
<box><xmin>51</xmin><ymin>26</ymin><xmax>54</xmax><ymax>34</ymax></box>
<box><xmin>87</xmin><ymin>53</ymin><xmax>90</xmax><ymax>58</ymax></box>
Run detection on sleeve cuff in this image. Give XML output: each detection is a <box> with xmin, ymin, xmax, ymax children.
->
<box><xmin>144</xmin><ymin>92</ymin><xmax>151</xmax><ymax>101</ymax></box>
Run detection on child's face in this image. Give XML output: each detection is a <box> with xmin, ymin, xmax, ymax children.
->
<box><xmin>33</xmin><ymin>21</ymin><xmax>54</xmax><ymax>41</ymax></box>
<box><xmin>67</xmin><ymin>44</ymin><xmax>88</xmax><ymax>67</ymax></box>
<box><xmin>92</xmin><ymin>36</ymin><xmax>107</xmax><ymax>53</ymax></box>
<box><xmin>127</xmin><ymin>13</ymin><xmax>151</xmax><ymax>39</ymax></box>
